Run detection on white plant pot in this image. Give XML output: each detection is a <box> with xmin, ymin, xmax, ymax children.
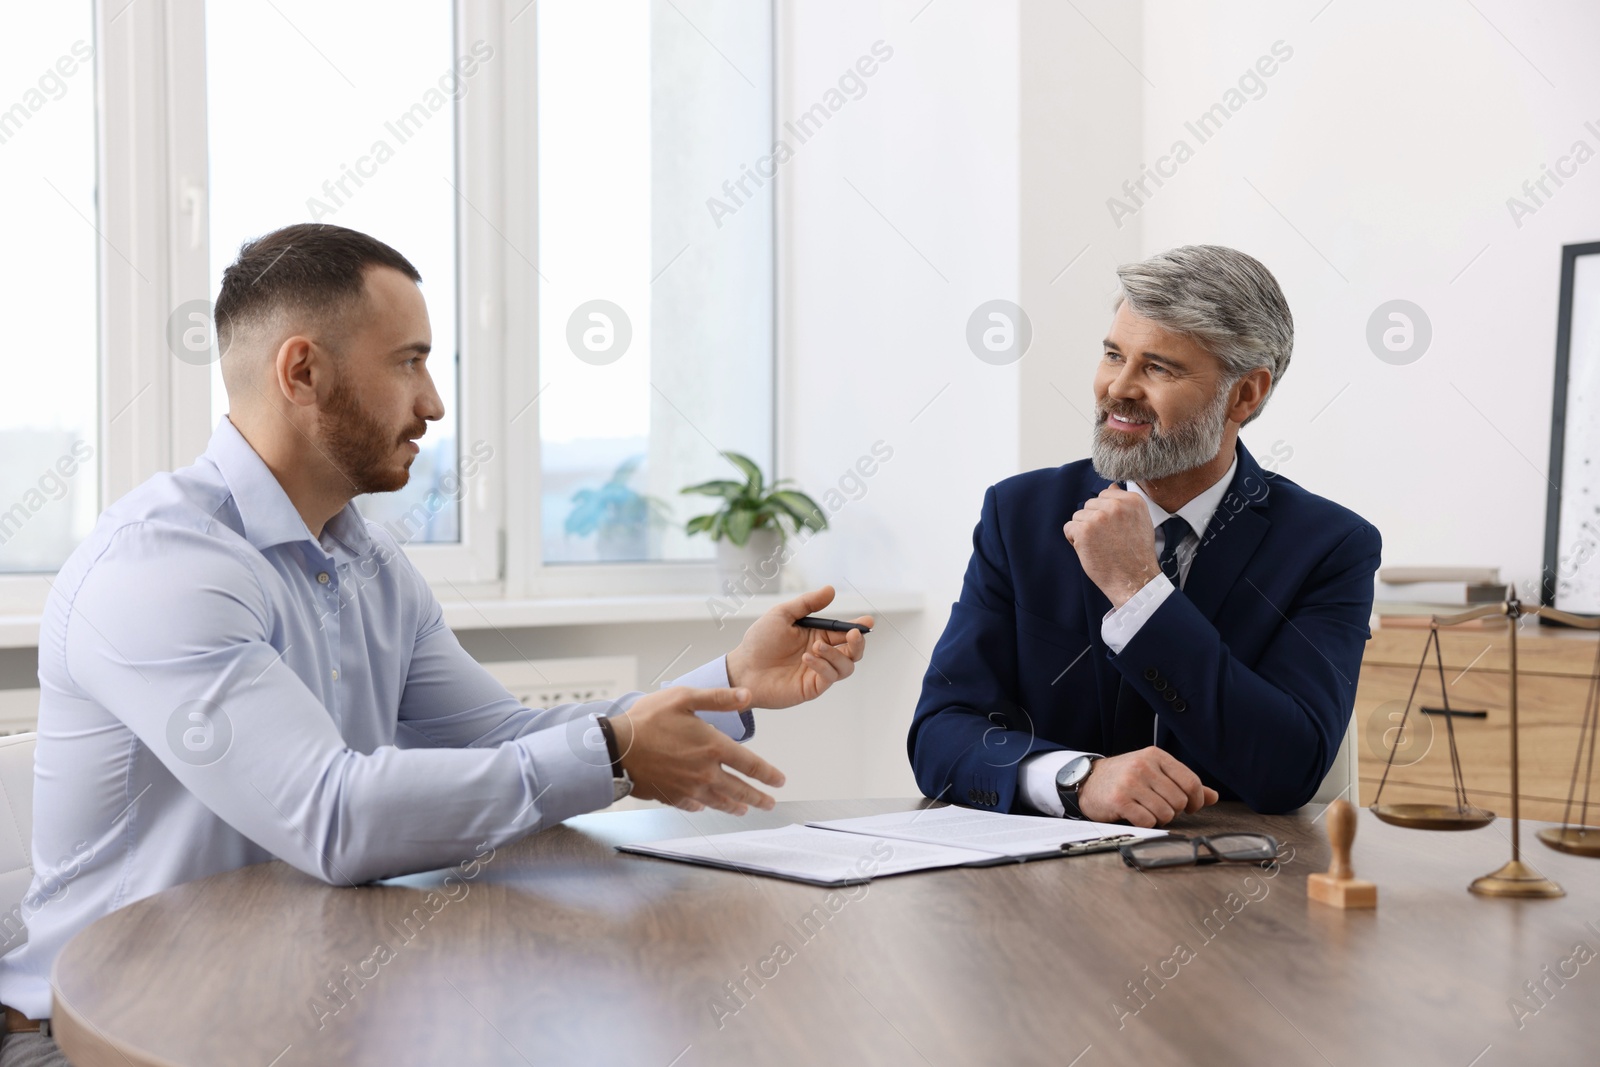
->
<box><xmin>714</xmin><ymin>527</ymin><xmax>786</xmax><ymax>596</ymax></box>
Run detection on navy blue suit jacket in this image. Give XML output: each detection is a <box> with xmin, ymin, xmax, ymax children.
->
<box><xmin>907</xmin><ymin>440</ymin><xmax>1381</xmax><ymax>814</ymax></box>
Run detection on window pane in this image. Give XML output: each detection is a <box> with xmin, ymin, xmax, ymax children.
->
<box><xmin>0</xmin><ymin>6</ymin><xmax>99</xmax><ymax>572</ymax></box>
<box><xmin>206</xmin><ymin>0</ymin><xmax>462</xmax><ymax>542</ymax></box>
<box><xmin>538</xmin><ymin>0</ymin><xmax>774</xmax><ymax>564</ymax></box>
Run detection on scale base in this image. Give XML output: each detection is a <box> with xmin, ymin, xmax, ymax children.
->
<box><xmin>1468</xmin><ymin>859</ymin><xmax>1565</xmax><ymax>898</ymax></box>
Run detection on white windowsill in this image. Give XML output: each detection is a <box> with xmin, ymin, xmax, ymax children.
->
<box><xmin>446</xmin><ymin>587</ymin><xmax>922</xmax><ymax>631</ymax></box>
<box><xmin>0</xmin><ymin>589</ymin><xmax>924</xmax><ymax>650</ymax></box>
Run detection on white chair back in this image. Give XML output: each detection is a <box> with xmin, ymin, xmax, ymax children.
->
<box><xmin>0</xmin><ymin>733</ymin><xmax>36</xmax><ymax>955</ymax></box>
<box><xmin>1312</xmin><ymin>714</ymin><xmax>1359</xmax><ymax>806</ymax></box>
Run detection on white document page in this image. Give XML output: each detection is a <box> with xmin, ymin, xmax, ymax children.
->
<box><xmin>807</xmin><ymin>806</ymin><xmax>1166</xmax><ymax>858</ymax></box>
<box><xmin>618</xmin><ymin>823</ymin><xmax>997</xmax><ymax>885</ymax></box>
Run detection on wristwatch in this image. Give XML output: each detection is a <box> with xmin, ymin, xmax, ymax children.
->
<box><xmin>595</xmin><ymin>714</ymin><xmax>634</xmax><ymax>802</ymax></box>
<box><xmin>1054</xmin><ymin>754</ymin><xmax>1102</xmax><ymax>820</ymax></box>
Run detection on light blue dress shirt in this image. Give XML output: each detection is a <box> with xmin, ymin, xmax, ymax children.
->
<box><xmin>0</xmin><ymin>417</ymin><xmax>750</xmax><ymax>1018</ymax></box>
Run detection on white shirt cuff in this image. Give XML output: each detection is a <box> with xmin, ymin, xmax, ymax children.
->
<box><xmin>1018</xmin><ymin>750</ymin><xmax>1097</xmax><ymax>817</ymax></box>
<box><xmin>1100</xmin><ymin>572</ymin><xmax>1175</xmax><ymax>655</ymax></box>
<box><xmin>667</xmin><ymin>655</ymin><xmax>754</xmax><ymax>742</ymax></box>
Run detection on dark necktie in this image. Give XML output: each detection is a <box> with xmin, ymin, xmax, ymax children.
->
<box><xmin>1156</xmin><ymin>515</ymin><xmax>1191</xmax><ymax>585</ymax></box>
<box><xmin>1109</xmin><ymin>516</ymin><xmax>1193</xmax><ymax>755</ymax></box>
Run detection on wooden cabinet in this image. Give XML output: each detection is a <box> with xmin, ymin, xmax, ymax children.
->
<box><xmin>1356</xmin><ymin>625</ymin><xmax>1600</xmax><ymax>822</ymax></box>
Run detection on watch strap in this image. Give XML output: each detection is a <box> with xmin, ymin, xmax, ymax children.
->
<box><xmin>595</xmin><ymin>714</ymin><xmax>625</xmax><ymax>778</ymax></box>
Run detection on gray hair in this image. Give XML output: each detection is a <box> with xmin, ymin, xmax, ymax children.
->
<box><xmin>1113</xmin><ymin>245</ymin><xmax>1293</xmax><ymax>426</ymax></box>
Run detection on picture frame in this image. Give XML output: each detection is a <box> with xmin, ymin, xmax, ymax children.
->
<box><xmin>1541</xmin><ymin>240</ymin><xmax>1600</xmax><ymax>618</ymax></box>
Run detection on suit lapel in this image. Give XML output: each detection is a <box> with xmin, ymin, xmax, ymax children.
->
<box><xmin>1183</xmin><ymin>444</ymin><xmax>1273</xmax><ymax>624</ymax></box>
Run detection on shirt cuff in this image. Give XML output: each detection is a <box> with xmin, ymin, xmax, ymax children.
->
<box><xmin>668</xmin><ymin>655</ymin><xmax>755</xmax><ymax>742</ymax></box>
<box><xmin>1101</xmin><ymin>572</ymin><xmax>1175</xmax><ymax>655</ymax></box>
<box><xmin>513</xmin><ymin>716</ymin><xmax>616</xmax><ymax>824</ymax></box>
<box><xmin>1018</xmin><ymin>750</ymin><xmax>1097</xmax><ymax>817</ymax></box>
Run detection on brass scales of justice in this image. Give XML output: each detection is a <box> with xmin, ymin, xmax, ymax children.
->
<box><xmin>1369</xmin><ymin>590</ymin><xmax>1600</xmax><ymax>898</ymax></box>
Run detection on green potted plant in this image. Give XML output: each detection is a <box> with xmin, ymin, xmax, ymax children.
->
<box><xmin>565</xmin><ymin>456</ymin><xmax>673</xmax><ymax>561</ymax></box>
<box><xmin>682</xmin><ymin>451</ymin><xmax>828</xmax><ymax>593</ymax></box>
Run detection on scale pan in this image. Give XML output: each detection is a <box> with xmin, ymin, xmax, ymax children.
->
<box><xmin>1371</xmin><ymin>803</ymin><xmax>1496</xmax><ymax>830</ymax></box>
<box><xmin>1537</xmin><ymin>825</ymin><xmax>1600</xmax><ymax>857</ymax></box>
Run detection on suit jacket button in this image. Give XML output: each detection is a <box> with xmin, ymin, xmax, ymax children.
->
<box><xmin>1153</xmin><ymin>679</ymin><xmax>1168</xmax><ymax>692</ymax></box>
<box><xmin>1173</xmin><ymin>700</ymin><xmax>1188</xmax><ymax>712</ymax></box>
<box><xmin>1143</xmin><ymin>667</ymin><xmax>1159</xmax><ymax>681</ymax></box>
<box><xmin>966</xmin><ymin>789</ymin><xmax>976</xmax><ymax>802</ymax></box>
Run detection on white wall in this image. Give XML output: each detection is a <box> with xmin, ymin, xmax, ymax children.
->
<box><xmin>1019</xmin><ymin>0</ymin><xmax>1144</xmax><ymax>472</ymax></box>
<box><xmin>1134</xmin><ymin>0</ymin><xmax>1600</xmax><ymax>590</ymax></box>
<box><xmin>774</xmin><ymin>0</ymin><xmax>1021</xmax><ymax>798</ymax></box>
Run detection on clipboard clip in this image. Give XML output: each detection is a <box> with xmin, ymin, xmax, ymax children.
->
<box><xmin>1061</xmin><ymin>833</ymin><xmax>1142</xmax><ymax>856</ymax></box>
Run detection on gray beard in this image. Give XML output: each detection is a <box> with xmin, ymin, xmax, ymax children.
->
<box><xmin>1090</xmin><ymin>386</ymin><xmax>1232</xmax><ymax>483</ymax></box>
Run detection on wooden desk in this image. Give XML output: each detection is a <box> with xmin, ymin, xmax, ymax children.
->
<box><xmin>52</xmin><ymin>800</ymin><xmax>1599</xmax><ymax>1066</ymax></box>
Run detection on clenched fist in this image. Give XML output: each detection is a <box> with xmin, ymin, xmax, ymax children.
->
<box><xmin>1063</xmin><ymin>485</ymin><xmax>1162</xmax><ymax>609</ymax></box>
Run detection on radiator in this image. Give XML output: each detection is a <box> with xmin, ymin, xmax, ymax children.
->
<box><xmin>0</xmin><ymin>691</ymin><xmax>37</xmax><ymax>736</ymax></box>
<box><xmin>482</xmin><ymin>655</ymin><xmax>639</xmax><ymax>708</ymax></box>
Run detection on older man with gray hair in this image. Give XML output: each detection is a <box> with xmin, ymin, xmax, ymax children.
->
<box><xmin>909</xmin><ymin>245</ymin><xmax>1381</xmax><ymax>825</ymax></box>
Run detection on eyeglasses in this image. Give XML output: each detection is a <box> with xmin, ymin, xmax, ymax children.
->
<box><xmin>1119</xmin><ymin>833</ymin><xmax>1279</xmax><ymax>870</ymax></box>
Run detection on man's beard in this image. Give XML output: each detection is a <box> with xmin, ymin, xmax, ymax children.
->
<box><xmin>318</xmin><ymin>374</ymin><xmax>423</xmax><ymax>496</ymax></box>
<box><xmin>1090</xmin><ymin>384</ymin><xmax>1232</xmax><ymax>483</ymax></box>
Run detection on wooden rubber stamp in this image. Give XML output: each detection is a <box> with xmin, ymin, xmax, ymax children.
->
<box><xmin>1308</xmin><ymin>798</ymin><xmax>1377</xmax><ymax>909</ymax></box>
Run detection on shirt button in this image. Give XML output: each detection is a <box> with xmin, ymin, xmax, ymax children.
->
<box><xmin>317</xmin><ymin>572</ymin><xmax>330</xmax><ymax>584</ymax></box>
<box><xmin>331</xmin><ymin>669</ymin><xmax>340</xmax><ymax>681</ymax></box>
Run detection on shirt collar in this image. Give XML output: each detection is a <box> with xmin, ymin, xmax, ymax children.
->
<box><xmin>1126</xmin><ymin>452</ymin><xmax>1239</xmax><ymax>541</ymax></box>
<box><xmin>204</xmin><ymin>416</ymin><xmax>373</xmax><ymax>559</ymax></box>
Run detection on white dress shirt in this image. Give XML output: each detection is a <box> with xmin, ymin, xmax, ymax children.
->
<box><xmin>1017</xmin><ymin>455</ymin><xmax>1238</xmax><ymax>816</ymax></box>
<box><xmin>0</xmin><ymin>417</ymin><xmax>751</xmax><ymax>1018</ymax></box>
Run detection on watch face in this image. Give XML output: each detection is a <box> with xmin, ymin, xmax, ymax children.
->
<box><xmin>1057</xmin><ymin>755</ymin><xmax>1094</xmax><ymax>792</ymax></box>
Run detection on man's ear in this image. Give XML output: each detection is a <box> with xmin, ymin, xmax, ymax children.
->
<box><xmin>274</xmin><ymin>336</ymin><xmax>324</xmax><ymax>408</ymax></box>
<box><xmin>1228</xmin><ymin>368</ymin><xmax>1272</xmax><ymax>425</ymax></box>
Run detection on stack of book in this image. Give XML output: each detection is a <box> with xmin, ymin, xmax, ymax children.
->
<box><xmin>1372</xmin><ymin>566</ymin><xmax>1506</xmax><ymax>629</ymax></box>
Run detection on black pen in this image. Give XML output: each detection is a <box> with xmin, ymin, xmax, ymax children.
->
<box><xmin>794</xmin><ymin>616</ymin><xmax>871</xmax><ymax>635</ymax></box>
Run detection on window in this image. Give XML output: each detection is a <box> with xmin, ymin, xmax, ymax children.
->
<box><xmin>535</xmin><ymin>0</ymin><xmax>775</xmax><ymax>566</ymax></box>
<box><xmin>0</xmin><ymin>6</ymin><xmax>99</xmax><ymax>574</ymax></box>
<box><xmin>205</xmin><ymin>0</ymin><xmax>464</xmax><ymax>544</ymax></box>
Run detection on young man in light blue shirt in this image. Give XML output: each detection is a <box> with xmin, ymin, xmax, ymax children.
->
<box><xmin>0</xmin><ymin>224</ymin><xmax>870</xmax><ymax>1059</ymax></box>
